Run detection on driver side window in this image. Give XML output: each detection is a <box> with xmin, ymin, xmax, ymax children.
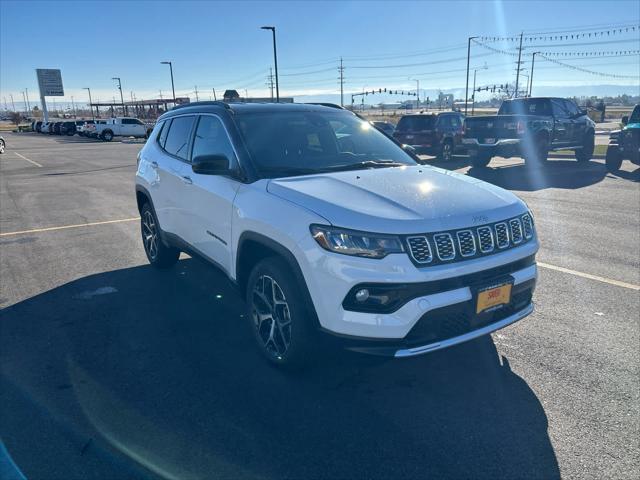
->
<box><xmin>192</xmin><ymin>115</ymin><xmax>237</xmax><ymax>166</ymax></box>
<box><xmin>552</xmin><ymin>100</ymin><xmax>569</xmax><ymax>118</ymax></box>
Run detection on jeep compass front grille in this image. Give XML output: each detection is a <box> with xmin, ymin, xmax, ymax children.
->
<box><xmin>405</xmin><ymin>214</ymin><xmax>534</xmax><ymax>265</ymax></box>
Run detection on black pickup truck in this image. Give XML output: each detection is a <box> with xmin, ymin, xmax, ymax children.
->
<box><xmin>463</xmin><ymin>97</ymin><xmax>596</xmax><ymax>167</ymax></box>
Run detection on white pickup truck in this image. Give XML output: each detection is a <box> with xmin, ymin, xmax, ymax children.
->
<box><xmin>94</xmin><ymin>117</ymin><xmax>153</xmax><ymax>141</ymax></box>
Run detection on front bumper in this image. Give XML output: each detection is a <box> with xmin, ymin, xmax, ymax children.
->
<box><xmin>297</xmin><ymin>234</ymin><xmax>539</xmax><ymax>344</ymax></box>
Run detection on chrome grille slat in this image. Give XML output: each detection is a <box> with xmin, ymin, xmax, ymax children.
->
<box><xmin>509</xmin><ymin>218</ymin><xmax>523</xmax><ymax>244</ymax></box>
<box><xmin>521</xmin><ymin>214</ymin><xmax>534</xmax><ymax>239</ymax></box>
<box><xmin>456</xmin><ymin>230</ymin><xmax>476</xmax><ymax>257</ymax></box>
<box><xmin>477</xmin><ymin>226</ymin><xmax>494</xmax><ymax>253</ymax></box>
<box><xmin>407</xmin><ymin>236</ymin><xmax>432</xmax><ymax>264</ymax></box>
<box><xmin>433</xmin><ymin>233</ymin><xmax>455</xmax><ymax>261</ymax></box>
<box><xmin>494</xmin><ymin>222</ymin><xmax>510</xmax><ymax>249</ymax></box>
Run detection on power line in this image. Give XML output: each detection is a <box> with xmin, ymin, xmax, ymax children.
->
<box><xmin>538</xmin><ymin>54</ymin><xmax>639</xmax><ymax>79</ymax></box>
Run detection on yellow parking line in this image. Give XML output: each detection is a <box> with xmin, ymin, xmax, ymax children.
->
<box><xmin>14</xmin><ymin>152</ymin><xmax>43</xmax><ymax>167</ymax></box>
<box><xmin>0</xmin><ymin>217</ymin><xmax>139</xmax><ymax>237</ymax></box>
<box><xmin>538</xmin><ymin>262</ymin><xmax>640</xmax><ymax>291</ymax></box>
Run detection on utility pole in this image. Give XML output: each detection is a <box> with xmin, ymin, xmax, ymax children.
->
<box><xmin>194</xmin><ymin>86</ymin><xmax>199</xmax><ymax>102</ymax></box>
<box><xmin>83</xmin><ymin>87</ymin><xmax>94</xmax><ymax>120</ymax></box>
<box><xmin>212</xmin><ymin>87</ymin><xmax>217</xmax><ymax>100</ymax></box>
<box><xmin>529</xmin><ymin>52</ymin><xmax>539</xmax><ymax>97</ymax></box>
<box><xmin>71</xmin><ymin>96</ymin><xmax>76</xmax><ymax>117</ymax></box>
<box><xmin>159</xmin><ymin>90</ymin><xmax>163</xmax><ymax>100</ymax></box>
<box><xmin>22</xmin><ymin>91</ymin><xmax>28</xmax><ymax>114</ymax></box>
<box><xmin>10</xmin><ymin>94</ymin><xmax>15</xmax><ymax>111</ymax></box>
<box><xmin>514</xmin><ymin>32</ymin><xmax>524</xmax><ymax>98</ymax></box>
<box><xmin>465</xmin><ymin>36</ymin><xmax>478</xmax><ymax>115</ymax></box>
<box><xmin>339</xmin><ymin>57</ymin><xmax>345</xmax><ymax>107</ymax></box>
<box><xmin>25</xmin><ymin>88</ymin><xmax>31</xmax><ymax>112</ymax></box>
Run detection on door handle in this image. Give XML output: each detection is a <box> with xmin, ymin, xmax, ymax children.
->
<box><xmin>182</xmin><ymin>175</ymin><xmax>193</xmax><ymax>185</ymax></box>
<box><xmin>150</xmin><ymin>161</ymin><xmax>159</xmax><ymax>169</ymax></box>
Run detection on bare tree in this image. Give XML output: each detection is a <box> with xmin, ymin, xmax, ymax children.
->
<box><xmin>9</xmin><ymin>111</ymin><xmax>22</xmax><ymax>125</ymax></box>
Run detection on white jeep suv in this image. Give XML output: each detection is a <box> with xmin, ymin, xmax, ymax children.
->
<box><xmin>135</xmin><ymin>102</ymin><xmax>538</xmax><ymax>367</ymax></box>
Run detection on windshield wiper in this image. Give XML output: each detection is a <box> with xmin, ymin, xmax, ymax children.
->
<box><xmin>319</xmin><ymin>160</ymin><xmax>406</xmax><ymax>172</ymax></box>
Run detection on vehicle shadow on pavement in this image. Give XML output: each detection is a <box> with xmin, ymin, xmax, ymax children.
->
<box><xmin>466</xmin><ymin>160</ymin><xmax>607</xmax><ymax>191</ymax></box>
<box><xmin>0</xmin><ymin>258</ymin><xmax>560</xmax><ymax>479</ymax></box>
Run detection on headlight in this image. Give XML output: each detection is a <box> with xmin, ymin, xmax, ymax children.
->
<box><xmin>310</xmin><ymin>225</ymin><xmax>404</xmax><ymax>259</ymax></box>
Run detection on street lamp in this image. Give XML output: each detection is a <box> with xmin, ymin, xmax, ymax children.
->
<box><xmin>471</xmin><ymin>63</ymin><xmax>488</xmax><ymax>115</ymax></box>
<box><xmin>261</xmin><ymin>26</ymin><xmax>279</xmax><ymax>102</ymax></box>
<box><xmin>464</xmin><ymin>36</ymin><xmax>479</xmax><ymax>115</ymax></box>
<box><xmin>160</xmin><ymin>61</ymin><xmax>176</xmax><ymax>103</ymax></box>
<box><xmin>83</xmin><ymin>87</ymin><xmax>94</xmax><ymax>120</ymax></box>
<box><xmin>529</xmin><ymin>52</ymin><xmax>540</xmax><ymax>97</ymax></box>
<box><xmin>112</xmin><ymin>77</ymin><xmax>126</xmax><ymax>116</ymax></box>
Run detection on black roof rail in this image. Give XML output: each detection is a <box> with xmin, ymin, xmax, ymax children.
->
<box><xmin>171</xmin><ymin>101</ymin><xmax>231</xmax><ymax>111</ymax></box>
<box><xmin>305</xmin><ymin>102</ymin><xmax>346</xmax><ymax>110</ymax></box>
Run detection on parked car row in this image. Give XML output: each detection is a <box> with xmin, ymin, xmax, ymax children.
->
<box><xmin>32</xmin><ymin>117</ymin><xmax>153</xmax><ymax>141</ymax></box>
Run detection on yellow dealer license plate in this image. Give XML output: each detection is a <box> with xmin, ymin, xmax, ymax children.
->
<box><xmin>476</xmin><ymin>281</ymin><xmax>512</xmax><ymax>314</ymax></box>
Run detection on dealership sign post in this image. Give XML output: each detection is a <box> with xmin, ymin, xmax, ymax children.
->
<box><xmin>36</xmin><ymin>69</ymin><xmax>64</xmax><ymax>122</ymax></box>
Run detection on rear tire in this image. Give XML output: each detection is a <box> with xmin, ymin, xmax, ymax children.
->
<box><xmin>575</xmin><ymin>131</ymin><xmax>595</xmax><ymax>163</ymax></box>
<box><xmin>524</xmin><ymin>135</ymin><xmax>549</xmax><ymax>165</ymax></box>
<box><xmin>470</xmin><ymin>151</ymin><xmax>491</xmax><ymax>168</ymax></box>
<box><xmin>0</xmin><ymin>139</ymin><xmax>5</xmax><ymax>154</ymax></box>
<box><xmin>140</xmin><ymin>203</ymin><xmax>180</xmax><ymax>268</ymax></box>
<box><xmin>246</xmin><ymin>257</ymin><xmax>318</xmax><ymax>369</ymax></box>
<box><xmin>605</xmin><ymin>147</ymin><xmax>623</xmax><ymax>172</ymax></box>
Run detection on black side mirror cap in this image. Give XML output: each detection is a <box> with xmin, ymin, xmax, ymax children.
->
<box><xmin>621</xmin><ymin>115</ymin><xmax>629</xmax><ymax>125</ymax></box>
<box><xmin>192</xmin><ymin>154</ymin><xmax>230</xmax><ymax>175</ymax></box>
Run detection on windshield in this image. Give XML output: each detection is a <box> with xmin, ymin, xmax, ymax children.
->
<box><xmin>629</xmin><ymin>105</ymin><xmax>640</xmax><ymax>123</ymax></box>
<box><xmin>235</xmin><ymin>110</ymin><xmax>416</xmax><ymax>177</ymax></box>
<box><xmin>396</xmin><ymin>115</ymin><xmax>435</xmax><ymax>131</ymax></box>
<box><xmin>499</xmin><ymin>98</ymin><xmax>552</xmax><ymax>116</ymax></box>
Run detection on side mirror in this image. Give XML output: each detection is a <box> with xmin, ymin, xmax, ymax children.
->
<box><xmin>622</xmin><ymin>115</ymin><xmax>629</xmax><ymax>125</ymax></box>
<box><xmin>192</xmin><ymin>154</ymin><xmax>230</xmax><ymax>175</ymax></box>
<box><xmin>401</xmin><ymin>144</ymin><xmax>420</xmax><ymax>161</ymax></box>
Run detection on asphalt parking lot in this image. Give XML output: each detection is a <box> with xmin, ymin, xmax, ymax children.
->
<box><xmin>1</xmin><ymin>131</ymin><xmax>639</xmax><ymax>479</ymax></box>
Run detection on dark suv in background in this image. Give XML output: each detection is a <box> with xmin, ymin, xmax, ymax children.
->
<box><xmin>605</xmin><ymin>104</ymin><xmax>639</xmax><ymax>172</ymax></box>
<box><xmin>393</xmin><ymin>111</ymin><xmax>465</xmax><ymax>161</ymax></box>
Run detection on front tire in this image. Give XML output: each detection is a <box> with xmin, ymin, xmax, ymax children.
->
<box><xmin>0</xmin><ymin>139</ymin><xmax>5</xmax><ymax>154</ymax></box>
<box><xmin>575</xmin><ymin>131</ymin><xmax>595</xmax><ymax>163</ymax></box>
<box><xmin>246</xmin><ymin>257</ymin><xmax>318</xmax><ymax>368</ymax></box>
<box><xmin>140</xmin><ymin>203</ymin><xmax>179</xmax><ymax>268</ymax></box>
<box><xmin>102</xmin><ymin>130</ymin><xmax>114</xmax><ymax>142</ymax></box>
<box><xmin>439</xmin><ymin>139</ymin><xmax>453</xmax><ymax>161</ymax></box>
<box><xmin>470</xmin><ymin>151</ymin><xmax>491</xmax><ymax>168</ymax></box>
<box><xmin>605</xmin><ymin>147</ymin><xmax>623</xmax><ymax>172</ymax></box>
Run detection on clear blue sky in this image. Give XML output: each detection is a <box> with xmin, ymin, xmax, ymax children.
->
<box><xmin>1</xmin><ymin>0</ymin><xmax>638</xmax><ymax>109</ymax></box>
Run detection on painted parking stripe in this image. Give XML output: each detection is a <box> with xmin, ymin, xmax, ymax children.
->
<box><xmin>13</xmin><ymin>152</ymin><xmax>43</xmax><ymax>167</ymax></box>
<box><xmin>0</xmin><ymin>217</ymin><xmax>139</xmax><ymax>237</ymax></box>
<box><xmin>538</xmin><ymin>262</ymin><xmax>640</xmax><ymax>291</ymax></box>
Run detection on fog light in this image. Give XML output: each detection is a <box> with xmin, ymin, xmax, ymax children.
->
<box><xmin>355</xmin><ymin>289</ymin><xmax>370</xmax><ymax>302</ymax></box>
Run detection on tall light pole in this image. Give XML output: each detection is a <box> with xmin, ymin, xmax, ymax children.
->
<box><xmin>83</xmin><ymin>87</ymin><xmax>94</xmax><ymax>120</ymax></box>
<box><xmin>112</xmin><ymin>77</ymin><xmax>126</xmax><ymax>115</ymax></box>
<box><xmin>465</xmin><ymin>36</ymin><xmax>479</xmax><ymax>115</ymax></box>
<box><xmin>471</xmin><ymin>64</ymin><xmax>488</xmax><ymax>115</ymax></box>
<box><xmin>212</xmin><ymin>87</ymin><xmax>217</xmax><ymax>100</ymax></box>
<box><xmin>25</xmin><ymin>88</ymin><xmax>31</xmax><ymax>112</ymax></box>
<box><xmin>160</xmin><ymin>61</ymin><xmax>176</xmax><ymax>103</ymax></box>
<box><xmin>9</xmin><ymin>94</ymin><xmax>15</xmax><ymax>111</ymax></box>
<box><xmin>529</xmin><ymin>52</ymin><xmax>539</xmax><ymax>97</ymax></box>
<box><xmin>22</xmin><ymin>91</ymin><xmax>28</xmax><ymax>115</ymax></box>
<box><xmin>409</xmin><ymin>78</ymin><xmax>420</xmax><ymax>107</ymax></box>
<box><xmin>261</xmin><ymin>26</ymin><xmax>279</xmax><ymax>102</ymax></box>
<box><xmin>514</xmin><ymin>32</ymin><xmax>524</xmax><ymax>98</ymax></box>
<box><xmin>71</xmin><ymin>95</ymin><xmax>76</xmax><ymax>117</ymax></box>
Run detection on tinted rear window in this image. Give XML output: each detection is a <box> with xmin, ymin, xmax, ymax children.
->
<box><xmin>396</xmin><ymin>116</ymin><xmax>435</xmax><ymax>131</ymax></box>
<box><xmin>499</xmin><ymin>99</ymin><xmax>552</xmax><ymax>116</ymax></box>
<box><xmin>163</xmin><ymin>116</ymin><xmax>195</xmax><ymax>160</ymax></box>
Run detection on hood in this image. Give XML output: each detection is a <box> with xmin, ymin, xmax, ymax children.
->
<box><xmin>267</xmin><ymin>165</ymin><xmax>526</xmax><ymax>234</ymax></box>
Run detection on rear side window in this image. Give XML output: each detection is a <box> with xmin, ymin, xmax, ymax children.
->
<box><xmin>396</xmin><ymin>115</ymin><xmax>435</xmax><ymax>132</ymax></box>
<box><xmin>163</xmin><ymin>116</ymin><xmax>196</xmax><ymax>160</ymax></box>
<box><xmin>157</xmin><ymin>120</ymin><xmax>170</xmax><ymax>148</ymax></box>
